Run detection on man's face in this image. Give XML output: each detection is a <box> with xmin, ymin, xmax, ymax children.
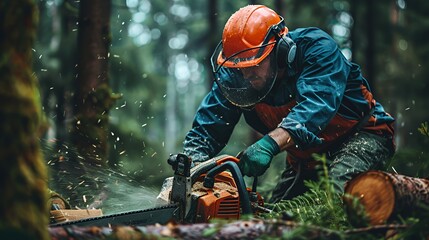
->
<box><xmin>239</xmin><ymin>56</ymin><xmax>272</xmax><ymax>91</ymax></box>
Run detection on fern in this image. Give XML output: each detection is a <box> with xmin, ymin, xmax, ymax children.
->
<box><xmin>263</xmin><ymin>154</ymin><xmax>351</xmax><ymax>231</ymax></box>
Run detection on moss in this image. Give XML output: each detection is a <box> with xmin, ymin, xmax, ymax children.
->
<box><xmin>0</xmin><ymin>0</ymin><xmax>49</xmax><ymax>239</ymax></box>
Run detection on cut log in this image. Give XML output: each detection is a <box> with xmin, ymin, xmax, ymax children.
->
<box><xmin>344</xmin><ymin>170</ymin><xmax>429</xmax><ymax>225</ymax></box>
<box><xmin>50</xmin><ymin>209</ymin><xmax>103</xmax><ymax>223</ymax></box>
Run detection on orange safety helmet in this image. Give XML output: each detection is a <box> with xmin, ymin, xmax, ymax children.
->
<box><xmin>215</xmin><ymin>5</ymin><xmax>288</xmax><ymax>69</ymax></box>
<box><xmin>210</xmin><ymin>5</ymin><xmax>295</xmax><ymax>108</ymax></box>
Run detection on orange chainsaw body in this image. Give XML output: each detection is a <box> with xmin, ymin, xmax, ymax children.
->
<box><xmin>191</xmin><ymin>171</ymin><xmax>264</xmax><ymax>223</ymax></box>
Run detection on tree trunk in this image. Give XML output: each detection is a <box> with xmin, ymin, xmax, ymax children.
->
<box><xmin>344</xmin><ymin>170</ymin><xmax>429</xmax><ymax>225</ymax></box>
<box><xmin>365</xmin><ymin>0</ymin><xmax>376</xmax><ymax>94</ymax></box>
<box><xmin>72</xmin><ymin>0</ymin><xmax>115</xmax><ymax>166</ymax></box>
<box><xmin>349</xmin><ymin>0</ymin><xmax>357</xmax><ymax>62</ymax></box>
<box><xmin>66</xmin><ymin>0</ymin><xmax>121</xmax><ymax>209</ymax></box>
<box><xmin>206</xmin><ymin>0</ymin><xmax>218</xmax><ymax>90</ymax></box>
<box><xmin>0</xmin><ymin>0</ymin><xmax>49</xmax><ymax>239</ymax></box>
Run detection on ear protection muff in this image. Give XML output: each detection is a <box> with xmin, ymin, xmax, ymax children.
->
<box><xmin>276</xmin><ymin>35</ymin><xmax>297</xmax><ymax>68</ymax></box>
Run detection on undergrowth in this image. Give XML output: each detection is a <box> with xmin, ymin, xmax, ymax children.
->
<box><xmin>261</xmin><ymin>154</ymin><xmax>359</xmax><ymax>239</ymax></box>
<box><xmin>263</xmin><ymin>154</ymin><xmax>351</xmax><ymax>231</ymax></box>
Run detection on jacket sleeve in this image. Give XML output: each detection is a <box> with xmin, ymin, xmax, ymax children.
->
<box><xmin>183</xmin><ymin>82</ymin><xmax>242</xmax><ymax>163</ymax></box>
<box><xmin>279</xmin><ymin>30</ymin><xmax>351</xmax><ymax>149</ymax></box>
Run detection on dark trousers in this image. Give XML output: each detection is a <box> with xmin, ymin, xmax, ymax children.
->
<box><xmin>270</xmin><ymin>131</ymin><xmax>395</xmax><ymax>203</ymax></box>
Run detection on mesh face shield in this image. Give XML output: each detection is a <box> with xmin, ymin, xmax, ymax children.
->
<box><xmin>210</xmin><ymin>46</ymin><xmax>279</xmax><ymax>108</ymax></box>
<box><xmin>210</xmin><ymin>17</ymin><xmax>285</xmax><ymax>108</ymax></box>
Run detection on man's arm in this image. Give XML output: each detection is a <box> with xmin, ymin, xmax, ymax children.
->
<box><xmin>279</xmin><ymin>29</ymin><xmax>350</xmax><ymax>150</ymax></box>
<box><xmin>268</xmin><ymin>127</ymin><xmax>295</xmax><ymax>151</ymax></box>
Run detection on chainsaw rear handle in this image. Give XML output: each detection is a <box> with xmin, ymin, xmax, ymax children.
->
<box><xmin>189</xmin><ymin>155</ymin><xmax>239</xmax><ymax>184</ymax></box>
<box><xmin>190</xmin><ymin>154</ymin><xmax>258</xmax><ymax>192</ymax></box>
<box><xmin>167</xmin><ymin>154</ymin><xmax>239</xmax><ymax>185</ymax></box>
<box><xmin>168</xmin><ymin>154</ymin><xmax>243</xmax><ymax>184</ymax></box>
<box><xmin>202</xmin><ymin>161</ymin><xmax>252</xmax><ymax>215</ymax></box>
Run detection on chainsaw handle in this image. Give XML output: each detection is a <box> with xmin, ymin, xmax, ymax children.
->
<box><xmin>190</xmin><ymin>155</ymin><xmax>239</xmax><ymax>184</ymax></box>
<box><xmin>215</xmin><ymin>155</ymin><xmax>240</xmax><ymax>165</ymax></box>
<box><xmin>203</xmin><ymin>161</ymin><xmax>252</xmax><ymax>215</ymax></box>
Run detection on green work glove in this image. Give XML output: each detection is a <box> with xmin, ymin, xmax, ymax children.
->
<box><xmin>238</xmin><ymin>135</ymin><xmax>280</xmax><ymax>177</ymax></box>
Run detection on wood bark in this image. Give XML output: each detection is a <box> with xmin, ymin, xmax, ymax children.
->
<box><xmin>0</xmin><ymin>0</ymin><xmax>49</xmax><ymax>239</ymax></box>
<box><xmin>48</xmin><ymin>219</ymin><xmax>346</xmax><ymax>239</ymax></box>
<box><xmin>48</xmin><ymin>219</ymin><xmax>413</xmax><ymax>239</ymax></box>
<box><xmin>344</xmin><ymin>170</ymin><xmax>429</xmax><ymax>225</ymax></box>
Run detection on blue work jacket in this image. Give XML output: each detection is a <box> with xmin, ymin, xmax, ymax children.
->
<box><xmin>183</xmin><ymin>27</ymin><xmax>394</xmax><ymax>163</ymax></box>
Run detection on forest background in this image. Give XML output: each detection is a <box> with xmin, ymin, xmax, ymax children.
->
<box><xmin>32</xmin><ymin>0</ymin><xmax>429</xmax><ymax>214</ymax></box>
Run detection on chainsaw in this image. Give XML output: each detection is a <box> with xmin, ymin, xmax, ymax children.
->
<box><xmin>49</xmin><ymin>154</ymin><xmax>270</xmax><ymax>227</ymax></box>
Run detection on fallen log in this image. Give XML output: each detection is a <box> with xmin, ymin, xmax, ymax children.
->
<box><xmin>48</xmin><ymin>219</ymin><xmax>412</xmax><ymax>239</ymax></box>
<box><xmin>48</xmin><ymin>219</ymin><xmax>351</xmax><ymax>239</ymax></box>
<box><xmin>48</xmin><ymin>220</ymin><xmax>292</xmax><ymax>240</ymax></box>
<box><xmin>344</xmin><ymin>170</ymin><xmax>429</xmax><ymax>225</ymax></box>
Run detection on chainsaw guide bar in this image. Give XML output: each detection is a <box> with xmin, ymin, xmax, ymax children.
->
<box><xmin>49</xmin><ymin>203</ymin><xmax>180</xmax><ymax>227</ymax></box>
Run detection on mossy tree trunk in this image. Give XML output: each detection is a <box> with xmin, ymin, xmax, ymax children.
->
<box><xmin>0</xmin><ymin>0</ymin><xmax>49</xmax><ymax>239</ymax></box>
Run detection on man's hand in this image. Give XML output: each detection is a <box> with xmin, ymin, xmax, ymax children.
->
<box><xmin>238</xmin><ymin>134</ymin><xmax>280</xmax><ymax>177</ymax></box>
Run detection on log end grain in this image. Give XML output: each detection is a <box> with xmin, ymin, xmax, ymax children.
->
<box><xmin>344</xmin><ymin>170</ymin><xmax>395</xmax><ymax>225</ymax></box>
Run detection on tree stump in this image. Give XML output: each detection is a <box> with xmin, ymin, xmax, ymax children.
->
<box><xmin>344</xmin><ymin>170</ymin><xmax>429</xmax><ymax>225</ymax></box>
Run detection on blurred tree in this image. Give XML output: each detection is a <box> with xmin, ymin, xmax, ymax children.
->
<box><xmin>349</xmin><ymin>0</ymin><xmax>392</xmax><ymax>96</ymax></box>
<box><xmin>206</xmin><ymin>0</ymin><xmax>218</xmax><ymax>88</ymax></box>
<box><xmin>36</xmin><ymin>0</ymin><xmax>79</xmax><ymax>150</ymax></box>
<box><xmin>386</xmin><ymin>0</ymin><xmax>429</xmax><ymax>177</ymax></box>
<box><xmin>35</xmin><ymin>0</ymin><xmax>92</xmax><ymax>209</ymax></box>
<box><xmin>336</xmin><ymin>0</ymin><xmax>429</xmax><ymax>177</ymax></box>
<box><xmin>274</xmin><ymin>0</ymin><xmax>284</xmax><ymax>16</ymax></box>
<box><xmin>365</xmin><ymin>0</ymin><xmax>376</xmax><ymax>90</ymax></box>
<box><xmin>71</xmin><ymin>0</ymin><xmax>116</xmax><ymax>166</ymax></box>
<box><xmin>0</xmin><ymin>0</ymin><xmax>48</xmax><ymax>239</ymax></box>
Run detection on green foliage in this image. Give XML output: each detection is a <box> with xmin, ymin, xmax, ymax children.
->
<box><xmin>264</xmin><ymin>154</ymin><xmax>351</xmax><ymax>231</ymax></box>
<box><xmin>418</xmin><ymin>122</ymin><xmax>429</xmax><ymax>138</ymax></box>
<box><xmin>395</xmin><ymin>204</ymin><xmax>429</xmax><ymax>240</ymax></box>
<box><xmin>268</xmin><ymin>183</ymin><xmax>349</xmax><ymax>229</ymax></box>
<box><xmin>342</xmin><ymin>193</ymin><xmax>370</xmax><ymax>228</ymax></box>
